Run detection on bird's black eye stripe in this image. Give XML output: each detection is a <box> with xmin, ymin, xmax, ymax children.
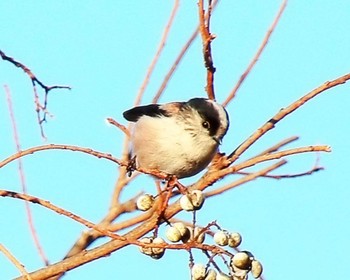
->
<box><xmin>202</xmin><ymin>115</ymin><xmax>220</xmax><ymax>136</ymax></box>
<box><xmin>187</xmin><ymin>98</ymin><xmax>220</xmax><ymax>136</ymax></box>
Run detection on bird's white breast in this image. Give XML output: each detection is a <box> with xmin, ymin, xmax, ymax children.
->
<box><xmin>130</xmin><ymin>115</ymin><xmax>218</xmax><ymax>178</ymax></box>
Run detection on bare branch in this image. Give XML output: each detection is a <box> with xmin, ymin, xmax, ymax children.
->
<box><xmin>206</xmin><ymin>160</ymin><xmax>286</xmax><ymax>196</ymax></box>
<box><xmin>222</xmin><ymin>0</ymin><xmax>287</xmax><ymax>106</ymax></box>
<box><xmin>0</xmin><ymin>190</ymin><xmax>124</xmax><ymax>241</ymax></box>
<box><xmin>0</xmin><ymin>244</ymin><xmax>32</xmax><ymax>280</ymax></box>
<box><xmin>13</xmin><ymin>199</ymin><xmax>232</xmax><ymax>280</ymax></box>
<box><xmin>1</xmin><ymin>50</ymin><xmax>70</xmax><ymax>138</ymax></box>
<box><xmin>0</xmin><ymin>144</ymin><xmax>124</xmax><ymax>169</ymax></box>
<box><xmin>194</xmin><ymin>145</ymin><xmax>331</xmax><ymax>192</ymax></box>
<box><xmin>0</xmin><ymin>50</ymin><xmax>70</xmax><ymax>91</ymax></box>
<box><xmin>134</xmin><ymin>0</ymin><xmax>180</xmax><ymax>106</ymax></box>
<box><xmin>106</xmin><ymin>117</ymin><xmax>130</xmax><ymax>138</ymax></box>
<box><xmin>237</xmin><ymin>165</ymin><xmax>324</xmax><ymax>179</ymax></box>
<box><xmin>198</xmin><ymin>0</ymin><xmax>216</xmax><ymax>100</ymax></box>
<box><xmin>256</xmin><ymin>135</ymin><xmax>299</xmax><ymax>156</ymax></box>
<box><xmin>0</xmin><ymin>144</ymin><xmax>171</xmax><ymax>180</ymax></box>
<box><xmin>152</xmin><ymin>28</ymin><xmax>198</xmax><ymax>103</ymax></box>
<box><xmin>152</xmin><ymin>0</ymin><xmax>219</xmax><ymax>103</ymax></box>
<box><xmin>64</xmin><ymin>193</ymin><xmax>142</xmax><ymax>259</ymax></box>
<box><xmin>228</xmin><ymin>73</ymin><xmax>350</xmax><ymax>161</ymax></box>
<box><xmin>229</xmin><ymin>145</ymin><xmax>331</xmax><ymax>175</ymax></box>
<box><xmin>4</xmin><ymin>85</ymin><xmax>49</xmax><ymax>265</ymax></box>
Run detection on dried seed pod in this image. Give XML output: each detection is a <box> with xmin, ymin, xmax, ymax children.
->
<box><xmin>216</xmin><ymin>272</ymin><xmax>231</xmax><ymax>280</ymax></box>
<box><xmin>150</xmin><ymin>251</ymin><xmax>164</xmax><ymax>259</ymax></box>
<box><xmin>136</xmin><ymin>194</ymin><xmax>154</xmax><ymax>211</ymax></box>
<box><xmin>251</xmin><ymin>260</ymin><xmax>263</xmax><ymax>279</ymax></box>
<box><xmin>139</xmin><ymin>236</ymin><xmax>165</xmax><ymax>259</ymax></box>
<box><xmin>139</xmin><ymin>237</ymin><xmax>153</xmax><ymax>255</ymax></box>
<box><xmin>213</xmin><ymin>230</ymin><xmax>229</xmax><ymax>246</ymax></box>
<box><xmin>228</xmin><ymin>232</ymin><xmax>242</xmax><ymax>248</ymax></box>
<box><xmin>192</xmin><ymin>226</ymin><xmax>205</xmax><ymax>243</ymax></box>
<box><xmin>232</xmin><ymin>268</ymin><xmax>248</xmax><ymax>279</ymax></box>
<box><xmin>176</xmin><ymin>226</ymin><xmax>190</xmax><ymax>243</ymax></box>
<box><xmin>180</xmin><ymin>190</ymin><xmax>205</xmax><ymax>211</ymax></box>
<box><xmin>231</xmin><ymin>251</ymin><xmax>252</xmax><ymax>270</ymax></box>
<box><xmin>150</xmin><ymin>238</ymin><xmax>165</xmax><ymax>259</ymax></box>
<box><xmin>173</xmin><ymin>222</ymin><xmax>190</xmax><ymax>237</ymax></box>
<box><xmin>191</xmin><ymin>263</ymin><xmax>206</xmax><ymax>280</ymax></box>
<box><xmin>189</xmin><ymin>190</ymin><xmax>205</xmax><ymax>208</ymax></box>
<box><xmin>165</xmin><ymin>226</ymin><xmax>182</xmax><ymax>242</ymax></box>
<box><xmin>151</xmin><ymin>237</ymin><xmax>166</xmax><ymax>255</ymax></box>
<box><xmin>204</xmin><ymin>268</ymin><xmax>217</xmax><ymax>280</ymax></box>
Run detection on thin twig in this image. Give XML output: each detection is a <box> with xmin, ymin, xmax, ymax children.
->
<box><xmin>198</xmin><ymin>0</ymin><xmax>216</xmax><ymax>100</ymax></box>
<box><xmin>256</xmin><ymin>135</ymin><xmax>299</xmax><ymax>156</ymax></box>
<box><xmin>236</xmin><ymin>165</ymin><xmax>324</xmax><ymax>179</ymax></box>
<box><xmin>4</xmin><ymin>85</ymin><xmax>49</xmax><ymax>265</ymax></box>
<box><xmin>229</xmin><ymin>145</ymin><xmax>331</xmax><ymax>175</ymax></box>
<box><xmin>63</xmin><ymin>193</ymin><xmax>142</xmax><ymax>259</ymax></box>
<box><xmin>0</xmin><ymin>144</ymin><xmax>169</xmax><ymax>179</ymax></box>
<box><xmin>222</xmin><ymin>0</ymin><xmax>287</xmax><ymax>107</ymax></box>
<box><xmin>0</xmin><ymin>243</ymin><xmax>32</xmax><ymax>280</ymax></box>
<box><xmin>206</xmin><ymin>160</ymin><xmax>286</xmax><ymax>196</ymax></box>
<box><xmin>196</xmin><ymin>145</ymin><xmax>331</xmax><ymax>191</ymax></box>
<box><xmin>228</xmin><ymin>73</ymin><xmax>350</xmax><ymax>161</ymax></box>
<box><xmin>0</xmin><ymin>190</ymin><xmax>124</xmax><ymax>241</ymax></box>
<box><xmin>0</xmin><ymin>50</ymin><xmax>70</xmax><ymax>91</ymax></box>
<box><xmin>134</xmin><ymin>0</ymin><xmax>179</xmax><ymax>106</ymax></box>
<box><xmin>0</xmin><ymin>50</ymin><xmax>70</xmax><ymax>138</ymax></box>
<box><xmin>106</xmin><ymin>117</ymin><xmax>130</xmax><ymax>138</ymax></box>
<box><xmin>152</xmin><ymin>0</ymin><xmax>219</xmax><ymax>103</ymax></box>
<box><xmin>152</xmin><ymin>28</ymin><xmax>198</xmax><ymax>103</ymax></box>
<box><xmin>0</xmin><ymin>144</ymin><xmax>124</xmax><ymax>169</ymax></box>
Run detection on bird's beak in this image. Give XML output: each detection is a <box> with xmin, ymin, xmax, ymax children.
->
<box><xmin>213</xmin><ymin>136</ymin><xmax>221</xmax><ymax>145</ymax></box>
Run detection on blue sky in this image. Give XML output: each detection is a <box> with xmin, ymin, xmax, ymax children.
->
<box><xmin>1</xmin><ymin>1</ymin><xmax>349</xmax><ymax>279</ymax></box>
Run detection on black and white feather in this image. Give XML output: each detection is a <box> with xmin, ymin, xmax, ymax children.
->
<box><xmin>123</xmin><ymin>97</ymin><xmax>229</xmax><ymax>178</ymax></box>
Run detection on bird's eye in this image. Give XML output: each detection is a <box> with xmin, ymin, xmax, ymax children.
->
<box><xmin>202</xmin><ymin>121</ymin><xmax>210</xmax><ymax>129</ymax></box>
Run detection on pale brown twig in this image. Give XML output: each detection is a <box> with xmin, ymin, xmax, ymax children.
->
<box><xmin>228</xmin><ymin>73</ymin><xmax>350</xmax><ymax>162</ymax></box>
<box><xmin>134</xmin><ymin>0</ymin><xmax>179</xmax><ymax>106</ymax></box>
<box><xmin>0</xmin><ymin>243</ymin><xmax>32</xmax><ymax>280</ymax></box>
<box><xmin>195</xmin><ymin>145</ymin><xmax>330</xmax><ymax>191</ymax></box>
<box><xmin>222</xmin><ymin>0</ymin><xmax>288</xmax><ymax>107</ymax></box>
<box><xmin>63</xmin><ymin>192</ymin><xmax>143</xmax><ymax>259</ymax></box>
<box><xmin>152</xmin><ymin>28</ymin><xmax>198</xmax><ymax>103</ymax></box>
<box><xmin>4</xmin><ymin>85</ymin><xmax>49</xmax><ymax>266</ymax></box>
<box><xmin>228</xmin><ymin>145</ymin><xmax>331</xmax><ymax>175</ymax></box>
<box><xmin>0</xmin><ymin>190</ymin><xmax>124</xmax><ymax>241</ymax></box>
<box><xmin>152</xmin><ymin>0</ymin><xmax>219</xmax><ymax>103</ymax></box>
<box><xmin>106</xmin><ymin>117</ymin><xmax>130</xmax><ymax>138</ymax></box>
<box><xmin>236</xmin><ymin>164</ymin><xmax>324</xmax><ymax>179</ymax></box>
<box><xmin>257</xmin><ymin>136</ymin><xmax>299</xmax><ymax>156</ymax></box>
<box><xmin>0</xmin><ymin>144</ymin><xmax>124</xmax><ymax>169</ymax></box>
<box><xmin>0</xmin><ymin>144</ymin><xmax>171</xmax><ymax>179</ymax></box>
<box><xmin>206</xmin><ymin>160</ymin><xmax>287</xmax><ymax>196</ymax></box>
<box><xmin>198</xmin><ymin>0</ymin><xmax>216</xmax><ymax>100</ymax></box>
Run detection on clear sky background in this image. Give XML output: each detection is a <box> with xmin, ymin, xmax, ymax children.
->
<box><xmin>1</xmin><ymin>1</ymin><xmax>349</xmax><ymax>279</ymax></box>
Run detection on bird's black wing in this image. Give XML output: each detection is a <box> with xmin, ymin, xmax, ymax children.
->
<box><xmin>123</xmin><ymin>104</ymin><xmax>169</xmax><ymax>122</ymax></box>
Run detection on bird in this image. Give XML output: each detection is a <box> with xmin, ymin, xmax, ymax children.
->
<box><xmin>123</xmin><ymin>97</ymin><xmax>229</xmax><ymax>179</ymax></box>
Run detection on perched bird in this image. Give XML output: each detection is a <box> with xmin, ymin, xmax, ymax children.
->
<box><xmin>123</xmin><ymin>97</ymin><xmax>229</xmax><ymax>178</ymax></box>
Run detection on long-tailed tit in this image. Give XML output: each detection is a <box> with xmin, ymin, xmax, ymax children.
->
<box><xmin>123</xmin><ymin>97</ymin><xmax>229</xmax><ymax>178</ymax></box>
